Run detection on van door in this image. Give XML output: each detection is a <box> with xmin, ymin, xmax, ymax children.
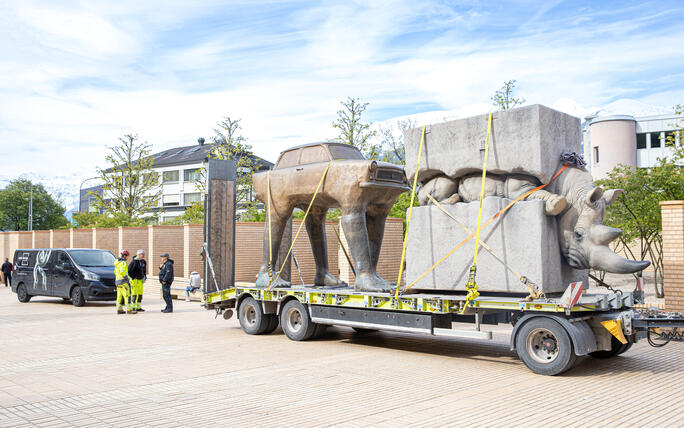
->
<box><xmin>32</xmin><ymin>249</ymin><xmax>54</xmax><ymax>296</ymax></box>
<box><xmin>13</xmin><ymin>251</ymin><xmax>34</xmax><ymax>290</ymax></box>
<box><xmin>51</xmin><ymin>251</ymin><xmax>73</xmax><ymax>297</ymax></box>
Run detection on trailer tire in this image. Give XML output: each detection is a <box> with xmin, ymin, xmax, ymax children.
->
<box><xmin>263</xmin><ymin>314</ymin><xmax>280</xmax><ymax>334</ymax></box>
<box><xmin>238</xmin><ymin>296</ymin><xmax>269</xmax><ymax>335</ymax></box>
<box><xmin>589</xmin><ymin>336</ymin><xmax>632</xmax><ymax>359</ymax></box>
<box><xmin>515</xmin><ymin>317</ymin><xmax>577</xmax><ymax>376</ymax></box>
<box><xmin>280</xmin><ymin>300</ymin><xmax>317</xmax><ymax>341</ymax></box>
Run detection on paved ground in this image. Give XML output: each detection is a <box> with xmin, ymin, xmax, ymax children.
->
<box><xmin>1</xmin><ymin>286</ymin><xmax>683</xmax><ymax>427</ymax></box>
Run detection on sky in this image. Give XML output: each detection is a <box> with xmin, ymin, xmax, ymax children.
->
<box><xmin>1</xmin><ymin>0</ymin><xmax>684</xmax><ymax>193</ymax></box>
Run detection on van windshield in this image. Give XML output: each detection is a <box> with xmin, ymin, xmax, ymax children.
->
<box><xmin>68</xmin><ymin>250</ymin><xmax>116</xmax><ymax>267</ymax></box>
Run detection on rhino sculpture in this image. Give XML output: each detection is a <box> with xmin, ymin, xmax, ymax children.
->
<box><xmin>417</xmin><ymin>165</ymin><xmax>649</xmax><ymax>274</ymax></box>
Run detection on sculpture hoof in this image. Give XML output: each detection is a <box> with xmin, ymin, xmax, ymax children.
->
<box><xmin>256</xmin><ymin>271</ymin><xmax>291</xmax><ymax>288</ymax></box>
<box><xmin>354</xmin><ymin>273</ymin><xmax>395</xmax><ymax>292</ymax></box>
<box><xmin>545</xmin><ymin>196</ymin><xmax>567</xmax><ymax>216</ymax></box>
<box><xmin>315</xmin><ymin>272</ymin><xmax>347</xmax><ymax>287</ymax></box>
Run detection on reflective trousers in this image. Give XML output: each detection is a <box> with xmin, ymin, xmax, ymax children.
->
<box><xmin>116</xmin><ymin>282</ymin><xmax>132</xmax><ymax>312</ymax></box>
<box><xmin>130</xmin><ymin>278</ymin><xmax>143</xmax><ymax>310</ymax></box>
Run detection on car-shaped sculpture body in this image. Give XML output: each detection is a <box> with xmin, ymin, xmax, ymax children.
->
<box><xmin>253</xmin><ymin>142</ymin><xmax>409</xmax><ymax>291</ymax></box>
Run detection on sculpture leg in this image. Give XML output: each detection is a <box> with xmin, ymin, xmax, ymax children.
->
<box><xmin>341</xmin><ymin>206</ymin><xmax>393</xmax><ymax>292</ymax></box>
<box><xmin>257</xmin><ymin>209</ymin><xmax>293</xmax><ymax>288</ymax></box>
<box><xmin>366</xmin><ymin>204</ymin><xmax>391</xmax><ymax>271</ymax></box>
<box><xmin>305</xmin><ymin>206</ymin><xmax>345</xmax><ymax>286</ymax></box>
<box><xmin>505</xmin><ymin>176</ymin><xmax>567</xmax><ymax>215</ymax></box>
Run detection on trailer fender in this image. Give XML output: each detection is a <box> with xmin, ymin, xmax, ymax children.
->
<box><xmin>236</xmin><ymin>291</ymin><xmax>256</xmax><ymax>314</ymax></box>
<box><xmin>277</xmin><ymin>295</ymin><xmax>300</xmax><ymax>316</ymax></box>
<box><xmin>510</xmin><ymin>314</ymin><xmax>597</xmax><ymax>356</ymax></box>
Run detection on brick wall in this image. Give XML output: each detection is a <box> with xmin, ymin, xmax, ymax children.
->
<box><xmin>95</xmin><ymin>228</ymin><xmax>119</xmax><ymax>257</ymax></box>
<box><xmin>121</xmin><ymin>227</ymin><xmax>149</xmax><ymax>258</ymax></box>
<box><xmin>34</xmin><ymin>230</ymin><xmax>50</xmax><ymax>248</ymax></box>
<box><xmin>72</xmin><ymin>229</ymin><xmax>93</xmax><ymax>249</ymax></box>
<box><xmin>0</xmin><ymin>219</ymin><xmax>405</xmax><ymax>287</ymax></box>
<box><xmin>661</xmin><ymin>201</ymin><xmax>684</xmax><ymax>313</ymax></box>
<box><xmin>151</xmin><ymin>226</ymin><xmax>185</xmax><ymax>277</ymax></box>
<box><xmin>185</xmin><ymin>224</ymin><xmax>204</xmax><ymax>277</ymax></box>
<box><xmin>52</xmin><ymin>230</ymin><xmax>70</xmax><ymax>248</ymax></box>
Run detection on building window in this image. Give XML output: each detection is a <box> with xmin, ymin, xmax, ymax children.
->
<box><xmin>650</xmin><ymin>132</ymin><xmax>662</xmax><ymax>148</ymax></box>
<box><xmin>664</xmin><ymin>130</ymin><xmax>677</xmax><ymax>146</ymax></box>
<box><xmin>184</xmin><ymin>168</ymin><xmax>201</xmax><ymax>182</ymax></box>
<box><xmin>163</xmin><ymin>170</ymin><xmax>179</xmax><ymax>183</ymax></box>
<box><xmin>593</xmin><ymin>146</ymin><xmax>599</xmax><ymax>164</ymax></box>
<box><xmin>163</xmin><ymin>194</ymin><xmax>180</xmax><ymax>206</ymax></box>
<box><xmin>184</xmin><ymin>193</ymin><xmax>202</xmax><ymax>205</ymax></box>
<box><xmin>636</xmin><ymin>133</ymin><xmax>647</xmax><ymax>149</ymax></box>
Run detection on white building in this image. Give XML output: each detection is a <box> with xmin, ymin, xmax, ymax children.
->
<box><xmin>81</xmin><ymin>139</ymin><xmax>273</xmax><ymax>222</ymax></box>
<box><xmin>582</xmin><ymin>112</ymin><xmax>682</xmax><ymax>180</ymax></box>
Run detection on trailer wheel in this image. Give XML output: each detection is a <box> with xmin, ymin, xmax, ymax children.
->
<box><xmin>515</xmin><ymin>317</ymin><xmax>577</xmax><ymax>376</ymax></box>
<box><xmin>280</xmin><ymin>300</ymin><xmax>317</xmax><ymax>341</ymax></box>
<box><xmin>262</xmin><ymin>314</ymin><xmax>280</xmax><ymax>334</ymax></box>
<box><xmin>238</xmin><ymin>296</ymin><xmax>269</xmax><ymax>335</ymax></box>
<box><xmin>17</xmin><ymin>283</ymin><xmax>32</xmax><ymax>303</ymax></box>
<box><xmin>589</xmin><ymin>336</ymin><xmax>632</xmax><ymax>359</ymax></box>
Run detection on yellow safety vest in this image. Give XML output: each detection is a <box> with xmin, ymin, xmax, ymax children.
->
<box><xmin>115</xmin><ymin>259</ymin><xmax>129</xmax><ymax>285</ymax></box>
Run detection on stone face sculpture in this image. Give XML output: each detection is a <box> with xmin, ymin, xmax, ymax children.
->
<box><xmin>252</xmin><ymin>142</ymin><xmax>408</xmax><ymax>291</ymax></box>
<box><xmin>404</xmin><ymin>105</ymin><xmax>649</xmax><ymax>294</ymax></box>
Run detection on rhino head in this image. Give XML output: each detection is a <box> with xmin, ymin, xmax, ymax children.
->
<box><xmin>558</xmin><ymin>187</ymin><xmax>650</xmax><ymax>273</ymax></box>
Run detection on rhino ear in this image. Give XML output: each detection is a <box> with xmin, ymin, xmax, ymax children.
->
<box><xmin>602</xmin><ymin>189</ymin><xmax>623</xmax><ymax>206</ymax></box>
<box><xmin>585</xmin><ymin>187</ymin><xmax>604</xmax><ymax>207</ymax></box>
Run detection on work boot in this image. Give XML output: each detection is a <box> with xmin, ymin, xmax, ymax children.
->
<box><xmin>137</xmin><ymin>308</ymin><xmax>145</xmax><ymax>312</ymax></box>
<box><xmin>117</xmin><ymin>309</ymin><xmax>125</xmax><ymax>314</ymax></box>
<box><xmin>127</xmin><ymin>309</ymin><xmax>137</xmax><ymax>314</ymax></box>
<box><xmin>185</xmin><ymin>296</ymin><xmax>191</xmax><ymax>302</ymax></box>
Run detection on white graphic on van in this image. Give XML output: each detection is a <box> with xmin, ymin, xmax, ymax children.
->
<box><xmin>19</xmin><ymin>253</ymin><xmax>30</xmax><ymax>266</ymax></box>
<box><xmin>34</xmin><ymin>250</ymin><xmax>51</xmax><ymax>290</ymax></box>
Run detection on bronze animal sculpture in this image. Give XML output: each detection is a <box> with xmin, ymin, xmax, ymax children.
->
<box><xmin>252</xmin><ymin>142</ymin><xmax>409</xmax><ymax>291</ymax></box>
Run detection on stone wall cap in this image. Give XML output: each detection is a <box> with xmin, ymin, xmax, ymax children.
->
<box><xmin>660</xmin><ymin>200</ymin><xmax>684</xmax><ymax>207</ymax></box>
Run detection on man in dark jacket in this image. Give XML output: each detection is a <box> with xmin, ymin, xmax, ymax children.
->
<box><xmin>1</xmin><ymin>258</ymin><xmax>12</xmax><ymax>287</ymax></box>
<box><xmin>128</xmin><ymin>250</ymin><xmax>147</xmax><ymax>312</ymax></box>
<box><xmin>159</xmin><ymin>252</ymin><xmax>174</xmax><ymax>313</ymax></box>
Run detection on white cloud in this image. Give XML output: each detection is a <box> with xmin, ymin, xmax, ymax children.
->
<box><xmin>1</xmin><ymin>0</ymin><xmax>683</xmax><ymax>211</ymax></box>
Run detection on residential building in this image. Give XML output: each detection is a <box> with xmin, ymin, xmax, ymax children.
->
<box><xmin>81</xmin><ymin>139</ymin><xmax>273</xmax><ymax>222</ymax></box>
<box><xmin>582</xmin><ymin>112</ymin><xmax>682</xmax><ymax>179</ymax></box>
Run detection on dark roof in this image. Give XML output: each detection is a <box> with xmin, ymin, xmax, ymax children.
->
<box><xmin>150</xmin><ymin>143</ymin><xmax>273</xmax><ymax>169</ymax></box>
<box><xmin>106</xmin><ymin>142</ymin><xmax>274</xmax><ymax>172</ymax></box>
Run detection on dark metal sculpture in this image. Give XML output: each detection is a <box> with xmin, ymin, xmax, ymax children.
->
<box><xmin>252</xmin><ymin>142</ymin><xmax>408</xmax><ymax>291</ymax></box>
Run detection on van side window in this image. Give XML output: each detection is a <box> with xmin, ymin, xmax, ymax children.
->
<box><xmin>56</xmin><ymin>252</ymin><xmax>70</xmax><ymax>267</ymax></box>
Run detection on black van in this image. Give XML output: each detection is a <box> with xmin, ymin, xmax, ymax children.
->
<box><xmin>11</xmin><ymin>248</ymin><xmax>117</xmax><ymax>306</ymax></box>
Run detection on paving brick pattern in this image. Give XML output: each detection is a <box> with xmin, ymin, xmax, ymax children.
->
<box><xmin>1</xmin><ymin>287</ymin><xmax>682</xmax><ymax>427</ymax></box>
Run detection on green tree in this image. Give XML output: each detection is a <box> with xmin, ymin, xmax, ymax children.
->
<box><xmin>0</xmin><ymin>179</ymin><xmax>67</xmax><ymax>230</ymax></box>
<box><xmin>160</xmin><ymin>201</ymin><xmax>205</xmax><ymax>225</ymax></box>
<box><xmin>331</xmin><ymin>97</ymin><xmax>378</xmax><ymax>157</ymax></box>
<box><xmin>377</xmin><ymin>118</ymin><xmax>417</xmax><ymax>164</ymax></box>
<box><xmin>92</xmin><ymin>134</ymin><xmax>160</xmax><ymax>222</ymax></box>
<box><xmin>491</xmin><ymin>80</ymin><xmax>526</xmax><ymax>111</ymax></box>
<box><xmin>598</xmin><ymin>160</ymin><xmax>684</xmax><ymax>298</ymax></box>
<box><xmin>71</xmin><ymin>211</ymin><xmax>149</xmax><ymax>228</ymax></box>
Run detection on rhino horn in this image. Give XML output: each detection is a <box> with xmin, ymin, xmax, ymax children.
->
<box><xmin>589</xmin><ymin>245</ymin><xmax>650</xmax><ymax>274</ymax></box>
<box><xmin>592</xmin><ymin>224</ymin><xmax>622</xmax><ymax>246</ymax></box>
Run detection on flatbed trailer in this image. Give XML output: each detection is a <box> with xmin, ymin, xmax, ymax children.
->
<box><xmin>205</xmin><ymin>283</ymin><xmax>684</xmax><ymax>375</ymax></box>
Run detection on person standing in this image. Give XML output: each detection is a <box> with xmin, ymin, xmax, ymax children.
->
<box><xmin>1</xmin><ymin>258</ymin><xmax>12</xmax><ymax>287</ymax></box>
<box><xmin>115</xmin><ymin>250</ymin><xmax>136</xmax><ymax>314</ymax></box>
<box><xmin>128</xmin><ymin>250</ymin><xmax>147</xmax><ymax>312</ymax></box>
<box><xmin>159</xmin><ymin>252</ymin><xmax>174</xmax><ymax>313</ymax></box>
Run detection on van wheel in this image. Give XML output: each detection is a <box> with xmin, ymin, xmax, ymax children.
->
<box><xmin>280</xmin><ymin>300</ymin><xmax>317</xmax><ymax>341</ymax></box>
<box><xmin>17</xmin><ymin>284</ymin><xmax>31</xmax><ymax>303</ymax></box>
<box><xmin>71</xmin><ymin>286</ymin><xmax>86</xmax><ymax>307</ymax></box>
<box><xmin>515</xmin><ymin>317</ymin><xmax>577</xmax><ymax>376</ymax></box>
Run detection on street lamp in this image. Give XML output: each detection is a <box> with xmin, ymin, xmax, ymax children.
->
<box><xmin>79</xmin><ymin>177</ymin><xmax>100</xmax><ymax>213</ymax></box>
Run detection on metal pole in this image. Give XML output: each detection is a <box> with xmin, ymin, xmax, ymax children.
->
<box><xmin>28</xmin><ymin>185</ymin><xmax>33</xmax><ymax>231</ymax></box>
